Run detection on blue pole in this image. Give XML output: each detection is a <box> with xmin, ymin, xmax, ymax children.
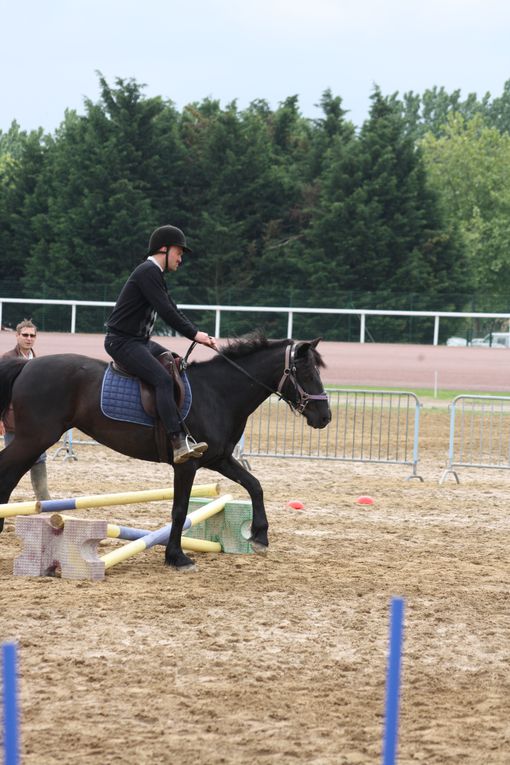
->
<box><xmin>382</xmin><ymin>597</ymin><xmax>405</xmax><ymax>765</ymax></box>
<box><xmin>2</xmin><ymin>642</ymin><xmax>20</xmax><ymax>765</ymax></box>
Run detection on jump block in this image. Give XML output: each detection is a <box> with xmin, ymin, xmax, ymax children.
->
<box><xmin>183</xmin><ymin>498</ymin><xmax>253</xmax><ymax>554</ymax></box>
<box><xmin>13</xmin><ymin>497</ymin><xmax>253</xmax><ymax>580</ymax></box>
<box><xmin>14</xmin><ymin>514</ymin><xmax>108</xmax><ymax>580</ymax></box>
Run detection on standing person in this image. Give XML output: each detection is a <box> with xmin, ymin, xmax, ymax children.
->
<box><xmin>0</xmin><ymin>319</ymin><xmax>51</xmax><ymax>500</ymax></box>
<box><xmin>105</xmin><ymin>224</ymin><xmax>218</xmax><ymax>464</ymax></box>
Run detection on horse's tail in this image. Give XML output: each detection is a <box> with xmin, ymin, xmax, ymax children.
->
<box><xmin>0</xmin><ymin>357</ymin><xmax>28</xmax><ymax>418</ymax></box>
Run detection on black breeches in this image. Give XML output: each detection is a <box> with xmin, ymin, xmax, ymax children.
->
<box><xmin>104</xmin><ymin>335</ymin><xmax>180</xmax><ymax>434</ymax></box>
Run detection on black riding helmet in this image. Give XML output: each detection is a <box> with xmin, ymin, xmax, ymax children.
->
<box><xmin>146</xmin><ymin>225</ymin><xmax>192</xmax><ymax>256</ymax></box>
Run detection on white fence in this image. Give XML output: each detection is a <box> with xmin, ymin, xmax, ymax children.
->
<box><xmin>2</xmin><ymin>296</ymin><xmax>510</xmax><ymax>344</ymax></box>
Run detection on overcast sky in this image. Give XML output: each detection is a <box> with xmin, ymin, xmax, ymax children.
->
<box><xmin>2</xmin><ymin>0</ymin><xmax>510</xmax><ymax>134</ymax></box>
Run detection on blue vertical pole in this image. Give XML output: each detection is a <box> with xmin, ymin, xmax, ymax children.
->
<box><xmin>382</xmin><ymin>597</ymin><xmax>405</xmax><ymax>765</ymax></box>
<box><xmin>2</xmin><ymin>642</ymin><xmax>20</xmax><ymax>765</ymax></box>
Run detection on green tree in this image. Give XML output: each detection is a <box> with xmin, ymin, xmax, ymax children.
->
<box><xmin>421</xmin><ymin>113</ymin><xmax>510</xmax><ymax>305</ymax></box>
<box><xmin>298</xmin><ymin>89</ymin><xmax>469</xmax><ymax>339</ymax></box>
<box><xmin>175</xmin><ymin>97</ymin><xmax>300</xmax><ymax>314</ymax></box>
<box><xmin>0</xmin><ymin>126</ymin><xmax>49</xmax><ymax>288</ymax></box>
<box><xmin>21</xmin><ymin>76</ymin><xmax>186</xmax><ymax>299</ymax></box>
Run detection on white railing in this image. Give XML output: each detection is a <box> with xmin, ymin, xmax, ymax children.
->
<box><xmin>2</xmin><ymin>296</ymin><xmax>510</xmax><ymax>344</ymax></box>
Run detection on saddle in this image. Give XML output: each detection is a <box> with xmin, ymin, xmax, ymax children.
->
<box><xmin>111</xmin><ymin>351</ymin><xmax>186</xmax><ymax>417</ymax></box>
<box><xmin>110</xmin><ymin>352</ymin><xmax>186</xmax><ymax>462</ymax></box>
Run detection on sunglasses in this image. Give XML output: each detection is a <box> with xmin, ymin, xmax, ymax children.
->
<box><xmin>20</xmin><ymin>333</ymin><xmax>36</xmax><ymax>338</ymax></box>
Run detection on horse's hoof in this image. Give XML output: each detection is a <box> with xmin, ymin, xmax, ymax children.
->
<box><xmin>250</xmin><ymin>541</ymin><xmax>268</xmax><ymax>555</ymax></box>
<box><xmin>175</xmin><ymin>562</ymin><xmax>197</xmax><ymax>573</ymax></box>
<box><xmin>165</xmin><ymin>552</ymin><xmax>197</xmax><ymax>571</ymax></box>
<box><xmin>165</xmin><ymin>560</ymin><xmax>198</xmax><ymax>573</ymax></box>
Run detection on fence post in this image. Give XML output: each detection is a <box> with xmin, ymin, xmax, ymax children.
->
<box><xmin>410</xmin><ymin>401</ymin><xmax>422</xmax><ymax>480</ymax></box>
<box><xmin>287</xmin><ymin>311</ymin><xmax>293</xmax><ymax>339</ymax></box>
<box><xmin>439</xmin><ymin>399</ymin><xmax>460</xmax><ymax>484</ymax></box>
<box><xmin>433</xmin><ymin>315</ymin><xmax>440</xmax><ymax>346</ymax></box>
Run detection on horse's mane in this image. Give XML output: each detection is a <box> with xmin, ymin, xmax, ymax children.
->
<box><xmin>219</xmin><ymin>331</ymin><xmax>288</xmax><ymax>361</ymax></box>
<box><xmin>207</xmin><ymin>330</ymin><xmax>325</xmax><ymax>368</ymax></box>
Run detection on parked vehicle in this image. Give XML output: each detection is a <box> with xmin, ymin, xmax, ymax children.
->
<box><xmin>446</xmin><ymin>336</ymin><xmax>468</xmax><ymax>346</ymax></box>
<box><xmin>471</xmin><ymin>332</ymin><xmax>510</xmax><ymax>348</ymax></box>
<box><xmin>446</xmin><ymin>332</ymin><xmax>510</xmax><ymax>348</ymax></box>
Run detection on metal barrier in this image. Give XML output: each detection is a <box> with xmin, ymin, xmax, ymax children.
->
<box><xmin>440</xmin><ymin>395</ymin><xmax>510</xmax><ymax>483</ymax></box>
<box><xmin>240</xmin><ymin>389</ymin><xmax>423</xmax><ymax>480</ymax></box>
<box><xmin>52</xmin><ymin>429</ymin><xmax>79</xmax><ymax>462</ymax></box>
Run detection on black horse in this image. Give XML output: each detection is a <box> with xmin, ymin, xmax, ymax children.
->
<box><xmin>0</xmin><ymin>333</ymin><xmax>331</xmax><ymax>570</ymax></box>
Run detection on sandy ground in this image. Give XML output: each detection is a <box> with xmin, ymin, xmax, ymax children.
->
<box><xmin>1</xmin><ymin>405</ymin><xmax>510</xmax><ymax>764</ymax></box>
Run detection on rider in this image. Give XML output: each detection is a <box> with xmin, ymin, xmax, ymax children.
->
<box><xmin>105</xmin><ymin>225</ymin><xmax>218</xmax><ymax>464</ymax></box>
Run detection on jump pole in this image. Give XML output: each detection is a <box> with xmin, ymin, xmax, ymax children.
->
<box><xmin>0</xmin><ymin>483</ymin><xmax>220</xmax><ymax>518</ymax></box>
<box><xmin>53</xmin><ymin>513</ymin><xmax>221</xmax><ymax>553</ymax></box>
<box><xmin>101</xmin><ymin>494</ymin><xmax>232</xmax><ymax>570</ymax></box>
<box><xmin>105</xmin><ymin>521</ymin><xmax>221</xmax><ymax>552</ymax></box>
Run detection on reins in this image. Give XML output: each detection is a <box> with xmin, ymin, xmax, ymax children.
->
<box><xmin>183</xmin><ymin>340</ymin><xmax>328</xmax><ymax>415</ymax></box>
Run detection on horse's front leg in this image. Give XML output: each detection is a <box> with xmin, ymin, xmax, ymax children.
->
<box><xmin>213</xmin><ymin>455</ymin><xmax>268</xmax><ymax>552</ymax></box>
<box><xmin>165</xmin><ymin>460</ymin><xmax>198</xmax><ymax>570</ymax></box>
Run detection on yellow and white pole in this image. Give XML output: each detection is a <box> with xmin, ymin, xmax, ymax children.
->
<box><xmin>0</xmin><ymin>483</ymin><xmax>220</xmax><ymax>518</ymax></box>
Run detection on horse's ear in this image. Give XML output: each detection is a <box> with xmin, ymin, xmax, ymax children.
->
<box><xmin>294</xmin><ymin>338</ymin><xmax>322</xmax><ymax>359</ymax></box>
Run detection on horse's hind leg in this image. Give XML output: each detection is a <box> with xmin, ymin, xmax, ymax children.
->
<box><xmin>0</xmin><ymin>437</ymin><xmax>49</xmax><ymax>532</ymax></box>
<box><xmin>165</xmin><ymin>461</ymin><xmax>198</xmax><ymax>571</ymax></box>
<box><xmin>213</xmin><ymin>455</ymin><xmax>268</xmax><ymax>552</ymax></box>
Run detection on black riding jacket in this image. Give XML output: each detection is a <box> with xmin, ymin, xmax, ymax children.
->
<box><xmin>106</xmin><ymin>260</ymin><xmax>198</xmax><ymax>341</ymax></box>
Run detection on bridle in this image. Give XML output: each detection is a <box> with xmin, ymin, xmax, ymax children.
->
<box><xmin>275</xmin><ymin>342</ymin><xmax>329</xmax><ymax>414</ymax></box>
<box><xmin>184</xmin><ymin>340</ymin><xmax>328</xmax><ymax>416</ymax></box>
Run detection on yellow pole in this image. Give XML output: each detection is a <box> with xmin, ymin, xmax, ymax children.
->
<box><xmin>186</xmin><ymin>495</ymin><xmax>234</xmax><ymax>527</ymax></box>
<box><xmin>73</xmin><ymin>483</ymin><xmax>219</xmax><ymax>509</ymax></box>
<box><xmin>102</xmin><ymin>537</ymin><xmax>148</xmax><ymax>569</ymax></box>
<box><xmin>0</xmin><ymin>500</ymin><xmax>40</xmax><ymax>517</ymax></box>
<box><xmin>101</xmin><ymin>494</ymin><xmax>232</xmax><ymax>570</ymax></box>
<box><xmin>0</xmin><ymin>483</ymin><xmax>220</xmax><ymax>518</ymax></box>
<box><xmin>105</xmin><ymin>522</ymin><xmax>221</xmax><ymax>553</ymax></box>
<box><xmin>180</xmin><ymin>537</ymin><xmax>221</xmax><ymax>553</ymax></box>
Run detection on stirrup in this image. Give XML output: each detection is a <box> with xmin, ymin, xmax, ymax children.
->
<box><xmin>187</xmin><ymin>435</ymin><xmax>208</xmax><ymax>458</ymax></box>
<box><xmin>172</xmin><ymin>434</ymin><xmax>208</xmax><ymax>464</ymax></box>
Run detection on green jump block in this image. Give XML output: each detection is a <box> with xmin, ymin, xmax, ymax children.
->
<box><xmin>184</xmin><ymin>498</ymin><xmax>253</xmax><ymax>554</ymax></box>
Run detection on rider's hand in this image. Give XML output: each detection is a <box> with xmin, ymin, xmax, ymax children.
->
<box><xmin>194</xmin><ymin>331</ymin><xmax>219</xmax><ymax>351</ymax></box>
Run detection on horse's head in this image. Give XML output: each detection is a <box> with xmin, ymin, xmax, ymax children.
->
<box><xmin>279</xmin><ymin>339</ymin><xmax>331</xmax><ymax>429</ymax></box>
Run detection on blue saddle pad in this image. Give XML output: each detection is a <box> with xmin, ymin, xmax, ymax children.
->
<box><xmin>100</xmin><ymin>365</ymin><xmax>192</xmax><ymax>427</ymax></box>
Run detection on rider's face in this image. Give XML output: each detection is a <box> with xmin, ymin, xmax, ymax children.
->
<box><xmin>166</xmin><ymin>246</ymin><xmax>184</xmax><ymax>271</ymax></box>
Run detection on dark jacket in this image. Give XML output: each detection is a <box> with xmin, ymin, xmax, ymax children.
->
<box><xmin>106</xmin><ymin>260</ymin><xmax>198</xmax><ymax>341</ymax></box>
